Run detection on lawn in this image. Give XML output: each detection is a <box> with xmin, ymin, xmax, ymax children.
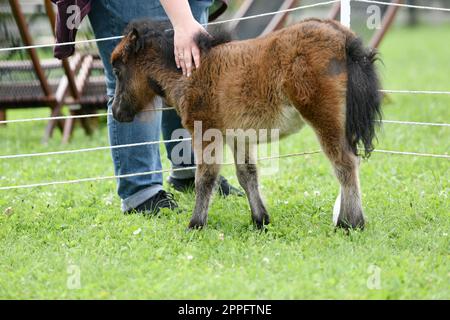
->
<box><xmin>0</xmin><ymin>24</ymin><xmax>449</xmax><ymax>299</ymax></box>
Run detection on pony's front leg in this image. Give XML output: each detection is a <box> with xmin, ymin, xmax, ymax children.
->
<box><xmin>232</xmin><ymin>142</ymin><xmax>269</xmax><ymax>229</ymax></box>
<box><xmin>235</xmin><ymin>162</ymin><xmax>269</xmax><ymax>229</ymax></box>
<box><xmin>188</xmin><ymin>162</ymin><xmax>221</xmax><ymax>229</ymax></box>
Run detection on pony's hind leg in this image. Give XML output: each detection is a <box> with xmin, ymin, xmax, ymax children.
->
<box><xmin>231</xmin><ymin>141</ymin><xmax>269</xmax><ymax>229</ymax></box>
<box><xmin>330</xmin><ymin>148</ymin><xmax>364</xmax><ymax>229</ymax></box>
<box><xmin>297</xmin><ymin>103</ymin><xmax>365</xmax><ymax>229</ymax></box>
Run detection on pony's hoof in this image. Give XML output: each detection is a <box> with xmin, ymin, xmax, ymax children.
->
<box><xmin>253</xmin><ymin>213</ymin><xmax>270</xmax><ymax>229</ymax></box>
<box><xmin>188</xmin><ymin>218</ymin><xmax>206</xmax><ymax>230</ymax></box>
<box><xmin>336</xmin><ymin>217</ymin><xmax>365</xmax><ymax>230</ymax></box>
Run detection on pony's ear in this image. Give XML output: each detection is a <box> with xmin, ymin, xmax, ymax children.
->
<box><xmin>128</xmin><ymin>28</ymin><xmax>144</xmax><ymax>54</ymax></box>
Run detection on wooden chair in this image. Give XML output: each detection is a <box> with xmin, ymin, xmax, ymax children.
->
<box><xmin>0</xmin><ymin>0</ymin><xmax>108</xmax><ymax>143</ymax></box>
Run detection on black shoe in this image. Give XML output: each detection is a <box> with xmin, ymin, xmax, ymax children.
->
<box><xmin>216</xmin><ymin>176</ymin><xmax>244</xmax><ymax>197</ymax></box>
<box><xmin>167</xmin><ymin>175</ymin><xmax>244</xmax><ymax>197</ymax></box>
<box><xmin>125</xmin><ymin>190</ymin><xmax>178</xmax><ymax>215</ymax></box>
<box><xmin>167</xmin><ymin>175</ymin><xmax>195</xmax><ymax>193</ymax></box>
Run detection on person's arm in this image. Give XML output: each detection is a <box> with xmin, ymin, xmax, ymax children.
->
<box><xmin>160</xmin><ymin>0</ymin><xmax>208</xmax><ymax>77</ymax></box>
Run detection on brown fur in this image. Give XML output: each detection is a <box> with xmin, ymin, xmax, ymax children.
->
<box><xmin>111</xmin><ymin>19</ymin><xmax>376</xmax><ymax>230</ymax></box>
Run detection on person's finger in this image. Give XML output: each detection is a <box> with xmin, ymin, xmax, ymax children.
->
<box><xmin>192</xmin><ymin>46</ymin><xmax>201</xmax><ymax>70</ymax></box>
<box><xmin>178</xmin><ymin>49</ymin><xmax>187</xmax><ymax>76</ymax></box>
<box><xmin>184</xmin><ymin>47</ymin><xmax>193</xmax><ymax>77</ymax></box>
<box><xmin>174</xmin><ymin>49</ymin><xmax>181</xmax><ymax>69</ymax></box>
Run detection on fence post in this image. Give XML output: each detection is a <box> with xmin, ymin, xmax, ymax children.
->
<box><xmin>341</xmin><ymin>0</ymin><xmax>351</xmax><ymax>28</ymax></box>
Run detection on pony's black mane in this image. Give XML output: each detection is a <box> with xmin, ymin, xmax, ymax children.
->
<box><xmin>124</xmin><ymin>19</ymin><xmax>232</xmax><ymax>71</ymax></box>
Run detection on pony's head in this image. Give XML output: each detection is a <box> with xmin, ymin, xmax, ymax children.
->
<box><xmin>110</xmin><ymin>20</ymin><xmax>175</xmax><ymax>122</ymax></box>
<box><xmin>111</xmin><ymin>19</ymin><xmax>232</xmax><ymax>122</ymax></box>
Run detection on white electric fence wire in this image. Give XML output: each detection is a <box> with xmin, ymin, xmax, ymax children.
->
<box><xmin>2</xmin><ymin>108</ymin><xmax>450</xmax><ymax>126</ymax></box>
<box><xmin>0</xmin><ymin>0</ymin><xmax>448</xmax><ymax>192</ymax></box>
<box><xmin>0</xmin><ymin>107</ymin><xmax>176</xmax><ymax>124</ymax></box>
<box><xmin>0</xmin><ymin>166</ymin><xmax>195</xmax><ymax>191</ymax></box>
<box><xmin>354</xmin><ymin>0</ymin><xmax>450</xmax><ymax>12</ymax></box>
<box><xmin>2</xmin><ymin>89</ymin><xmax>450</xmax><ymax>124</ymax></box>
<box><xmin>371</xmin><ymin>149</ymin><xmax>449</xmax><ymax>159</ymax></box>
<box><xmin>0</xmin><ymin>138</ymin><xmax>192</xmax><ymax>160</ymax></box>
<box><xmin>0</xmin><ymin>150</ymin><xmax>319</xmax><ymax>191</ymax></box>
<box><xmin>0</xmin><ymin>0</ymin><xmax>447</xmax><ymax>124</ymax></box>
<box><xmin>2</xmin><ymin>117</ymin><xmax>450</xmax><ymax>161</ymax></box>
<box><xmin>2</xmin><ymin>0</ymin><xmax>448</xmax><ymax>54</ymax></box>
<box><xmin>0</xmin><ymin>149</ymin><xmax>448</xmax><ymax>191</ymax></box>
<box><xmin>0</xmin><ymin>0</ymin><xmax>340</xmax><ymax>52</ymax></box>
<box><xmin>380</xmin><ymin>90</ymin><xmax>450</xmax><ymax>95</ymax></box>
<box><xmin>381</xmin><ymin>120</ymin><xmax>450</xmax><ymax>127</ymax></box>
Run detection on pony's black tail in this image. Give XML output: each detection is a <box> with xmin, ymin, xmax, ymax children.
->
<box><xmin>345</xmin><ymin>37</ymin><xmax>382</xmax><ymax>157</ymax></box>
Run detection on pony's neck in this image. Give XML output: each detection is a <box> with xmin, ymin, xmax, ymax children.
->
<box><xmin>150</xmin><ymin>60</ymin><xmax>187</xmax><ymax>111</ymax></box>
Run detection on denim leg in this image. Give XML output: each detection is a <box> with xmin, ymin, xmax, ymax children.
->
<box><xmin>89</xmin><ymin>0</ymin><xmax>168</xmax><ymax>211</ymax></box>
<box><xmin>89</xmin><ymin>0</ymin><xmax>211</xmax><ymax>211</ymax></box>
<box><xmin>106</xmin><ymin>98</ymin><xmax>164</xmax><ymax>211</ymax></box>
<box><xmin>161</xmin><ymin>107</ymin><xmax>196</xmax><ymax>179</ymax></box>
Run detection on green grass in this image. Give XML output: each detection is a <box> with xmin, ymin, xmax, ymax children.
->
<box><xmin>0</xmin><ymin>24</ymin><xmax>449</xmax><ymax>299</ymax></box>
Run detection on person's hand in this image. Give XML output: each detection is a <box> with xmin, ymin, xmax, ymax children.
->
<box><xmin>173</xmin><ymin>20</ymin><xmax>208</xmax><ymax>77</ymax></box>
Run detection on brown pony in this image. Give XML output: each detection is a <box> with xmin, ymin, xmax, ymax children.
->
<box><xmin>110</xmin><ymin>18</ymin><xmax>382</xmax><ymax>230</ymax></box>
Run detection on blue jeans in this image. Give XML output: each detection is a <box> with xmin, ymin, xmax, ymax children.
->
<box><xmin>89</xmin><ymin>0</ymin><xmax>212</xmax><ymax>211</ymax></box>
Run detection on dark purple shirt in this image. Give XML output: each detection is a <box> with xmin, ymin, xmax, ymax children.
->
<box><xmin>52</xmin><ymin>0</ymin><xmax>229</xmax><ymax>59</ymax></box>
